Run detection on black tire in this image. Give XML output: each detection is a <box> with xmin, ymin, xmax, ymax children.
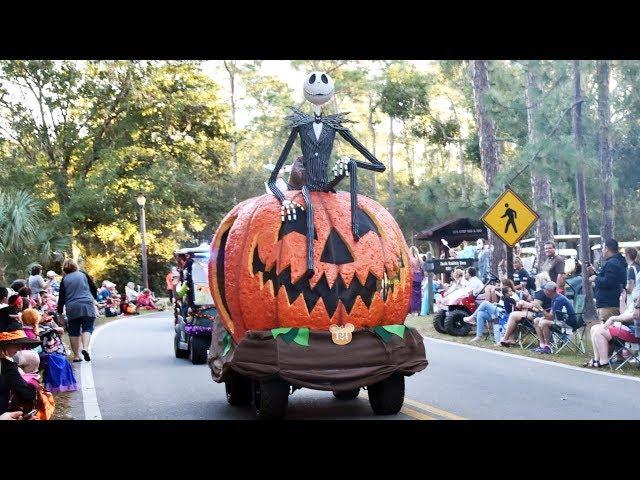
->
<box><xmin>225</xmin><ymin>372</ymin><xmax>252</xmax><ymax>406</ymax></box>
<box><xmin>432</xmin><ymin>310</ymin><xmax>447</xmax><ymax>333</ymax></box>
<box><xmin>332</xmin><ymin>388</ymin><xmax>360</xmax><ymax>400</ymax></box>
<box><xmin>174</xmin><ymin>332</ymin><xmax>188</xmax><ymax>359</ymax></box>
<box><xmin>253</xmin><ymin>378</ymin><xmax>289</xmax><ymax>420</ymax></box>
<box><xmin>445</xmin><ymin>309</ymin><xmax>472</xmax><ymax>336</ymax></box>
<box><xmin>189</xmin><ymin>335</ymin><xmax>209</xmax><ymax>365</ymax></box>
<box><xmin>368</xmin><ymin>373</ymin><xmax>405</xmax><ymax>415</ymax></box>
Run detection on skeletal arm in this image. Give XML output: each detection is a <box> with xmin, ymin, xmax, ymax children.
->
<box><xmin>268</xmin><ymin>127</ymin><xmax>298</xmax><ymax>203</ymax></box>
<box><xmin>338</xmin><ymin>129</ymin><xmax>386</xmax><ymax>172</ymax></box>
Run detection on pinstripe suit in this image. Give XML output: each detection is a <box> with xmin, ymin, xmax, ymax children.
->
<box><xmin>268</xmin><ymin>109</ymin><xmax>385</xmax><ymax>276</ymax></box>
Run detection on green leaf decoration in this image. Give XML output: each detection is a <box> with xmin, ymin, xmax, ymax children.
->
<box><xmin>271</xmin><ymin>327</ymin><xmax>292</xmax><ymax>339</ymax></box>
<box><xmin>281</xmin><ymin>328</ymin><xmax>298</xmax><ymax>344</ymax></box>
<box><xmin>222</xmin><ymin>331</ymin><xmax>231</xmax><ymax>356</ymax></box>
<box><xmin>382</xmin><ymin>325</ymin><xmax>406</xmax><ymax>338</ymax></box>
<box><xmin>293</xmin><ymin>328</ymin><xmax>310</xmax><ymax>346</ymax></box>
<box><xmin>374</xmin><ymin>326</ymin><xmax>393</xmax><ymax>342</ymax></box>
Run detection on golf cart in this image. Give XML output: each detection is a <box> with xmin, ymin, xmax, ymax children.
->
<box><xmin>432</xmin><ymin>272</ymin><xmax>499</xmax><ymax>336</ymax></box>
<box><xmin>173</xmin><ymin>243</ymin><xmax>217</xmax><ymax>365</ymax></box>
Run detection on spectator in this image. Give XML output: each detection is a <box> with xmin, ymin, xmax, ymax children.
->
<box><xmin>531</xmin><ymin>281</ymin><xmax>577</xmax><ymax>354</ymax></box>
<box><xmin>3</xmin><ymin>294</ymin><xmax>23</xmax><ymax>327</ymax></box>
<box><xmin>540</xmin><ymin>241</ymin><xmax>566</xmax><ymax>290</ymax></box>
<box><xmin>18</xmin><ymin>286</ymin><xmax>36</xmax><ymax>310</ymax></box>
<box><xmin>97</xmin><ymin>281</ymin><xmax>114</xmax><ymax>302</ymax></box>
<box><xmin>46</xmin><ymin>271</ymin><xmax>60</xmax><ymax>294</ymax></box>
<box><xmin>136</xmin><ymin>289</ymin><xmax>158</xmax><ymax>310</ymax></box>
<box><xmin>38</xmin><ymin>291</ymin><xmax>57</xmax><ymax>313</ymax></box>
<box><xmin>0</xmin><ymin>287</ymin><xmax>10</xmax><ymax>329</ymax></box>
<box><xmin>39</xmin><ymin>312</ymin><xmax>69</xmax><ymax>356</ymax></box>
<box><xmin>57</xmin><ymin>258</ymin><xmax>98</xmax><ymax>363</ymax></box>
<box><xmin>465</xmin><ymin>285</ymin><xmax>518</xmax><ymax>343</ymax></box>
<box><xmin>586</xmin><ymin>292</ymin><xmax>640</xmax><ymax>368</ymax></box>
<box><xmin>10</xmin><ymin>279</ymin><xmax>26</xmax><ymax>293</ymax></box>
<box><xmin>447</xmin><ymin>268</ymin><xmax>467</xmax><ymax>294</ymax></box>
<box><xmin>587</xmin><ymin>239</ymin><xmax>627</xmax><ymax>324</ymax></box>
<box><xmin>28</xmin><ymin>265</ymin><xmax>50</xmax><ymax>302</ymax></box>
<box><xmin>21</xmin><ymin>308</ymin><xmax>40</xmax><ymax>341</ymax></box>
<box><xmin>166</xmin><ymin>267</ymin><xmax>179</xmax><ymax>304</ymax></box>
<box><xmin>498</xmin><ymin>271</ymin><xmax>552</xmax><ymax>347</ymax></box>
<box><xmin>476</xmin><ymin>239</ymin><xmax>491</xmax><ymax>280</ymax></box>
<box><xmin>464</xmin><ymin>267</ymin><xmax>485</xmax><ymax>297</ymax></box>
<box><xmin>625</xmin><ymin>247</ymin><xmax>640</xmax><ymax>302</ymax></box>
<box><xmin>125</xmin><ymin>282</ymin><xmax>139</xmax><ymax>304</ymax></box>
<box><xmin>511</xmin><ymin>257</ymin><xmax>531</xmax><ymax>294</ymax></box>
<box><xmin>409</xmin><ymin>247</ymin><xmax>424</xmax><ymax>316</ymax></box>
<box><xmin>0</xmin><ymin>319</ymin><xmax>39</xmax><ymax>416</ymax></box>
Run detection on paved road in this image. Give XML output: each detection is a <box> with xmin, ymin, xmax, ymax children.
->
<box><xmin>82</xmin><ymin>312</ymin><xmax>640</xmax><ymax>420</ymax></box>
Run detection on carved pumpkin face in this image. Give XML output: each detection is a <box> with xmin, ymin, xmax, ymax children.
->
<box><xmin>209</xmin><ymin>191</ymin><xmax>411</xmax><ymax>343</ymax></box>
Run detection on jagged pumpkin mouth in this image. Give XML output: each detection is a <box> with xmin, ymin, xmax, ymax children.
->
<box><xmin>250</xmin><ymin>246</ymin><xmax>403</xmax><ymax>318</ymax></box>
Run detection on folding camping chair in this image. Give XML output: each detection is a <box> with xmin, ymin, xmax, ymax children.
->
<box><xmin>549</xmin><ymin>294</ymin><xmax>586</xmax><ymax>355</ymax></box>
<box><xmin>607</xmin><ymin>336</ymin><xmax>640</xmax><ymax>371</ymax></box>
<box><xmin>517</xmin><ymin>316</ymin><xmax>540</xmax><ymax>349</ymax></box>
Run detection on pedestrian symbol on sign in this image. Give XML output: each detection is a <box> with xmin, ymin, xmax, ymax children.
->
<box><xmin>501</xmin><ymin>203</ymin><xmax>518</xmax><ymax>234</ymax></box>
<box><xmin>481</xmin><ymin>188</ymin><xmax>538</xmax><ymax>247</ymax></box>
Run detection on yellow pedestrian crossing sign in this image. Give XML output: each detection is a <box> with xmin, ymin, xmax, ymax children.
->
<box><xmin>481</xmin><ymin>188</ymin><xmax>538</xmax><ymax>247</ymax></box>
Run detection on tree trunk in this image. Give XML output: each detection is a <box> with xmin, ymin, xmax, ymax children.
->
<box><xmin>572</xmin><ymin>60</ymin><xmax>597</xmax><ymax>322</ymax></box>
<box><xmin>223</xmin><ymin>61</ymin><xmax>238</xmax><ymax>169</ymax></box>
<box><xmin>597</xmin><ymin>60</ymin><xmax>615</xmax><ymax>243</ymax></box>
<box><xmin>387</xmin><ymin>115</ymin><xmax>396</xmax><ymax>215</ymax></box>
<box><xmin>368</xmin><ymin>94</ymin><xmax>378</xmax><ymax>199</ymax></box>
<box><xmin>525</xmin><ymin>62</ymin><xmax>554</xmax><ymax>263</ymax></box>
<box><xmin>470</xmin><ymin>60</ymin><xmax>505</xmax><ymax>274</ymax></box>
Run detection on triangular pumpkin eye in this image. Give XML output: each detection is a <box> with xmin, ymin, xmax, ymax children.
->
<box><xmin>320</xmin><ymin>229</ymin><xmax>354</xmax><ymax>264</ymax></box>
<box><xmin>278</xmin><ymin>213</ymin><xmax>318</xmax><ymax>240</ymax></box>
<box><xmin>355</xmin><ymin>208</ymin><xmax>380</xmax><ymax>237</ymax></box>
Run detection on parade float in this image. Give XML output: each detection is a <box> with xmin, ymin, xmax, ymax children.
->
<box><xmin>207</xmin><ymin>71</ymin><xmax>428</xmax><ymax>419</ymax></box>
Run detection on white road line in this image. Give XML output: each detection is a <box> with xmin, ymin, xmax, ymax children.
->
<box><xmin>423</xmin><ymin>335</ymin><xmax>640</xmax><ymax>383</ymax></box>
<box><xmin>81</xmin><ymin>312</ymin><xmax>171</xmax><ymax>420</ymax></box>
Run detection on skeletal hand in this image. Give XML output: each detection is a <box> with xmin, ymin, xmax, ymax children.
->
<box><xmin>281</xmin><ymin>199</ymin><xmax>304</xmax><ymax>222</ymax></box>
<box><xmin>333</xmin><ymin>156</ymin><xmax>350</xmax><ymax>178</ymax></box>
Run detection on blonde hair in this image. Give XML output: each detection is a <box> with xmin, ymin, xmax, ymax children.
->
<box><xmin>21</xmin><ymin>308</ymin><xmax>41</xmax><ymax>335</ymax></box>
<box><xmin>13</xmin><ymin>350</ymin><xmax>40</xmax><ymax>374</ymax></box>
<box><xmin>62</xmin><ymin>258</ymin><xmax>78</xmax><ymax>273</ymax></box>
<box><xmin>535</xmin><ymin>271</ymin><xmax>551</xmax><ymax>290</ymax></box>
<box><xmin>452</xmin><ymin>268</ymin><xmax>464</xmax><ymax>279</ymax></box>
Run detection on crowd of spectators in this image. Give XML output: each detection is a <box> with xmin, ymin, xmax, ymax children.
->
<box><xmin>417</xmin><ymin>237</ymin><xmax>640</xmax><ymax>369</ymax></box>
<box><xmin>1</xmin><ymin>259</ymin><xmax>167</xmax><ymax>420</ymax></box>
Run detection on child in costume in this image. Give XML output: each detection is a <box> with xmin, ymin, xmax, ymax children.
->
<box><xmin>13</xmin><ymin>349</ymin><xmax>56</xmax><ymax>420</ymax></box>
<box><xmin>0</xmin><ymin>320</ymin><xmax>39</xmax><ymax>415</ymax></box>
<box><xmin>21</xmin><ymin>308</ymin><xmax>40</xmax><ymax>341</ymax></box>
<box><xmin>37</xmin><ymin>311</ymin><xmax>77</xmax><ymax>392</ymax></box>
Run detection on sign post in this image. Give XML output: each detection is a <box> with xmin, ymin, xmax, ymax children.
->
<box><xmin>481</xmin><ymin>187</ymin><xmax>539</xmax><ymax>279</ymax></box>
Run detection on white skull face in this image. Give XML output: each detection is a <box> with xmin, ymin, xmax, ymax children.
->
<box><xmin>303</xmin><ymin>71</ymin><xmax>334</xmax><ymax>106</ymax></box>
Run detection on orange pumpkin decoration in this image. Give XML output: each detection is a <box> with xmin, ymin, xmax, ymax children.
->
<box><xmin>209</xmin><ymin>191</ymin><xmax>411</xmax><ymax>343</ymax></box>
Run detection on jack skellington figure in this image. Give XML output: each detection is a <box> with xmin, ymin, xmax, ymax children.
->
<box><xmin>267</xmin><ymin>71</ymin><xmax>386</xmax><ymax>277</ymax></box>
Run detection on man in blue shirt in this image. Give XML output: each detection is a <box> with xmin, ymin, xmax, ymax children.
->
<box><xmin>532</xmin><ymin>281</ymin><xmax>577</xmax><ymax>354</ymax></box>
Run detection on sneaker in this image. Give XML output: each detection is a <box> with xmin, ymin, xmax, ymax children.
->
<box><xmin>541</xmin><ymin>346</ymin><xmax>552</xmax><ymax>354</ymax></box>
<box><xmin>532</xmin><ymin>346</ymin><xmax>545</xmax><ymax>353</ymax></box>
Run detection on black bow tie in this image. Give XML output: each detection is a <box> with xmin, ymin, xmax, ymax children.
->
<box><xmin>314</xmin><ymin>114</ymin><xmax>322</xmax><ymax>124</ymax></box>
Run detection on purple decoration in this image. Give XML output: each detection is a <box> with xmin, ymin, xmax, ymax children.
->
<box><xmin>184</xmin><ymin>324</ymin><xmax>212</xmax><ymax>335</ymax></box>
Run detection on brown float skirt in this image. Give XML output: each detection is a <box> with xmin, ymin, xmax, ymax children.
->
<box><xmin>209</xmin><ymin>327</ymin><xmax>428</xmax><ymax>392</ymax></box>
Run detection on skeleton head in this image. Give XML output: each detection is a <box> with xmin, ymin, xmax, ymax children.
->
<box><xmin>303</xmin><ymin>71</ymin><xmax>334</xmax><ymax>106</ymax></box>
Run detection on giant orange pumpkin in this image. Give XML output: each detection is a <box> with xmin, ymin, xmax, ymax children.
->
<box><xmin>209</xmin><ymin>191</ymin><xmax>411</xmax><ymax>343</ymax></box>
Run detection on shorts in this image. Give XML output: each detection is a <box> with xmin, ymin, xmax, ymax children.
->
<box><xmin>608</xmin><ymin>326</ymin><xmax>637</xmax><ymax>343</ymax></box>
<box><xmin>598</xmin><ymin>307</ymin><xmax>620</xmax><ymax>323</ymax></box>
<box><xmin>67</xmin><ymin>316</ymin><xmax>95</xmax><ymax>337</ymax></box>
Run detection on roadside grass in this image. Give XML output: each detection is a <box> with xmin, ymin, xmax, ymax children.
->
<box><xmin>52</xmin><ymin>306</ymin><xmax>170</xmax><ymax>420</ymax></box>
<box><xmin>405</xmin><ymin>314</ymin><xmax>640</xmax><ymax>379</ymax></box>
